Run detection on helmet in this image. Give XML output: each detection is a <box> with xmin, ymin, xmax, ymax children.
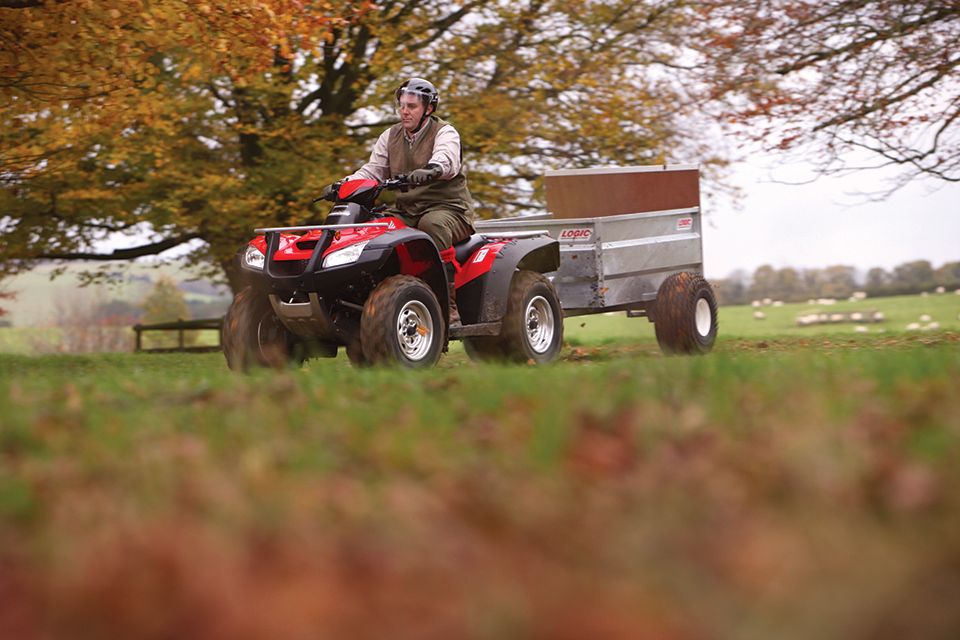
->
<box><xmin>395</xmin><ymin>78</ymin><xmax>439</xmax><ymax>113</ymax></box>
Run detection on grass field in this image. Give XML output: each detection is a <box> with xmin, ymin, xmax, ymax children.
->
<box><xmin>1</xmin><ymin>299</ymin><xmax>959</xmax><ymax>638</ymax></box>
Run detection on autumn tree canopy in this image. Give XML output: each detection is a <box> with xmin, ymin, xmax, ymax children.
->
<box><xmin>1</xmin><ymin>0</ymin><xmax>722</xmax><ymax>291</ymax></box>
<box><xmin>703</xmin><ymin>0</ymin><xmax>960</xmax><ymax>189</ymax></box>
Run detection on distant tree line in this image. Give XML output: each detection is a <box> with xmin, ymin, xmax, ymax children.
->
<box><xmin>713</xmin><ymin>260</ymin><xmax>960</xmax><ymax>306</ymax></box>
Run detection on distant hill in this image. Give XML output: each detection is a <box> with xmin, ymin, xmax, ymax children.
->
<box><xmin>0</xmin><ymin>261</ymin><xmax>231</xmax><ymax>327</ymax></box>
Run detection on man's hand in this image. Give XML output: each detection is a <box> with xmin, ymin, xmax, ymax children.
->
<box><xmin>409</xmin><ymin>163</ymin><xmax>441</xmax><ymax>185</ymax></box>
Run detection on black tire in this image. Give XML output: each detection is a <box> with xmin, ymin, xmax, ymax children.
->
<box><xmin>360</xmin><ymin>275</ymin><xmax>445</xmax><ymax>368</ymax></box>
<box><xmin>222</xmin><ymin>287</ymin><xmax>301</xmax><ymax>371</ymax></box>
<box><xmin>500</xmin><ymin>270</ymin><xmax>564</xmax><ymax>364</ymax></box>
<box><xmin>463</xmin><ymin>336</ymin><xmax>506</xmax><ymax>362</ymax></box>
<box><xmin>345</xmin><ymin>340</ymin><xmax>370</xmax><ymax>368</ymax></box>
<box><xmin>654</xmin><ymin>272</ymin><xmax>718</xmax><ymax>355</ymax></box>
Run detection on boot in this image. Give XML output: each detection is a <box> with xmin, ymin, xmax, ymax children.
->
<box><xmin>445</xmin><ymin>263</ymin><xmax>462</xmax><ymax>329</ymax></box>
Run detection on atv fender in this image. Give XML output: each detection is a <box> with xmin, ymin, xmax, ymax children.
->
<box><xmin>367</xmin><ymin>229</ymin><xmax>448</xmax><ymax>320</ymax></box>
<box><xmin>462</xmin><ymin>236</ymin><xmax>559</xmax><ymax>324</ymax></box>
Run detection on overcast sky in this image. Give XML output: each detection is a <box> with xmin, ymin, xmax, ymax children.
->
<box><xmin>702</xmin><ymin>153</ymin><xmax>960</xmax><ymax>279</ymax></box>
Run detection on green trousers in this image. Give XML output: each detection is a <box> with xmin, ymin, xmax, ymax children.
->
<box><xmin>395</xmin><ymin>206</ymin><xmax>474</xmax><ymax>251</ymax></box>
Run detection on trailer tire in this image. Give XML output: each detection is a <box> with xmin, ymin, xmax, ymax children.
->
<box><xmin>500</xmin><ymin>270</ymin><xmax>564</xmax><ymax>364</ymax></box>
<box><xmin>223</xmin><ymin>287</ymin><xmax>302</xmax><ymax>371</ymax></box>
<box><xmin>361</xmin><ymin>275</ymin><xmax>445</xmax><ymax>368</ymax></box>
<box><xmin>654</xmin><ymin>272</ymin><xmax>718</xmax><ymax>355</ymax></box>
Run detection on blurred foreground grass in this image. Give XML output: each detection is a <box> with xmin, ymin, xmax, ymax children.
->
<box><xmin>1</xmin><ymin>333</ymin><xmax>959</xmax><ymax>639</ymax></box>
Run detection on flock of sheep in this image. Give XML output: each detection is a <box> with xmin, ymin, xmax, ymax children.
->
<box><xmin>747</xmin><ymin>289</ymin><xmax>960</xmax><ymax>333</ymax></box>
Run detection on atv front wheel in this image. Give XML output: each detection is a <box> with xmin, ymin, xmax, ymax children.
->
<box><xmin>222</xmin><ymin>287</ymin><xmax>301</xmax><ymax>371</ymax></box>
<box><xmin>360</xmin><ymin>275</ymin><xmax>445</xmax><ymax>368</ymax></box>
<box><xmin>500</xmin><ymin>270</ymin><xmax>564</xmax><ymax>364</ymax></box>
<box><xmin>654</xmin><ymin>272</ymin><xmax>718</xmax><ymax>355</ymax></box>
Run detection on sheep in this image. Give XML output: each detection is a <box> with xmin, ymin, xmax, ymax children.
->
<box><xmin>872</xmin><ymin>311</ymin><xmax>885</xmax><ymax>322</ymax></box>
<box><xmin>906</xmin><ymin>322</ymin><xmax>921</xmax><ymax>331</ymax></box>
<box><xmin>919</xmin><ymin>314</ymin><xmax>932</xmax><ymax>322</ymax></box>
<box><xmin>854</xmin><ymin>325</ymin><xmax>869</xmax><ymax>333</ymax></box>
<box><xmin>753</xmin><ymin>311</ymin><xmax>766</xmax><ymax>320</ymax></box>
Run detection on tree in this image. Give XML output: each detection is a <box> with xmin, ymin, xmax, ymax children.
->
<box><xmin>892</xmin><ymin>259</ymin><xmax>935</xmax><ymax>293</ymax></box>
<box><xmin>1</xmin><ymin>0</ymin><xmax>337</xmax><ymax>290</ymax></box>
<box><xmin>713</xmin><ymin>268</ymin><xmax>749</xmax><ymax>305</ymax></box>
<box><xmin>140</xmin><ymin>275</ymin><xmax>193</xmax><ymax>347</ymax></box>
<box><xmin>1</xmin><ymin>1</ymin><xmax>726</xmax><ymax>292</ymax></box>
<box><xmin>933</xmin><ymin>261</ymin><xmax>960</xmax><ymax>289</ymax></box>
<box><xmin>748</xmin><ymin>264</ymin><xmax>778</xmax><ymax>300</ymax></box>
<box><xmin>818</xmin><ymin>265</ymin><xmax>857</xmax><ymax>299</ymax></box>
<box><xmin>704</xmin><ymin>0</ymin><xmax>960</xmax><ymax>190</ymax></box>
<box><xmin>865</xmin><ymin>266</ymin><xmax>891</xmax><ymax>296</ymax></box>
<box><xmin>773</xmin><ymin>266</ymin><xmax>806</xmax><ymax>302</ymax></box>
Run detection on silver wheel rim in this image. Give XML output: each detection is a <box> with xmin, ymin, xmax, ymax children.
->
<box><xmin>525</xmin><ymin>295</ymin><xmax>555</xmax><ymax>354</ymax></box>
<box><xmin>397</xmin><ymin>300</ymin><xmax>434</xmax><ymax>361</ymax></box>
<box><xmin>695</xmin><ymin>297</ymin><xmax>712</xmax><ymax>337</ymax></box>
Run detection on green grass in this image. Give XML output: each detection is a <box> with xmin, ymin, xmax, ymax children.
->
<box><xmin>2</xmin><ymin>332</ymin><xmax>959</xmax><ymax>639</ymax></box>
<box><xmin>563</xmin><ymin>292</ymin><xmax>960</xmax><ymax>344</ymax></box>
<box><xmin>4</xmin><ymin>291</ymin><xmax>956</xmax><ymax>355</ymax></box>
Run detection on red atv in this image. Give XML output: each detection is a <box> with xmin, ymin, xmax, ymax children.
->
<box><xmin>223</xmin><ymin>177</ymin><xmax>563</xmax><ymax>369</ymax></box>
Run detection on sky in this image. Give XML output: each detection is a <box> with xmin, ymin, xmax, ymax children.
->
<box><xmin>702</xmin><ymin>154</ymin><xmax>960</xmax><ymax>279</ymax></box>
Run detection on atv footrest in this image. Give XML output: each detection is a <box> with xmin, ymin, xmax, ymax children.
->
<box><xmin>449</xmin><ymin>322</ymin><xmax>501</xmax><ymax>339</ymax></box>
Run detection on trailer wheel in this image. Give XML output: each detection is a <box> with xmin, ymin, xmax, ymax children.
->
<box><xmin>361</xmin><ymin>275</ymin><xmax>445</xmax><ymax>368</ymax></box>
<box><xmin>463</xmin><ymin>336</ymin><xmax>506</xmax><ymax>362</ymax></box>
<box><xmin>500</xmin><ymin>271</ymin><xmax>564</xmax><ymax>364</ymax></box>
<box><xmin>223</xmin><ymin>287</ymin><xmax>301</xmax><ymax>371</ymax></box>
<box><xmin>654</xmin><ymin>272</ymin><xmax>718</xmax><ymax>355</ymax></box>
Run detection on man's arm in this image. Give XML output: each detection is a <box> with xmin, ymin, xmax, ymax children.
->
<box><xmin>345</xmin><ymin>129</ymin><xmax>391</xmax><ymax>181</ymax></box>
<box><xmin>429</xmin><ymin>125</ymin><xmax>463</xmax><ymax>179</ymax></box>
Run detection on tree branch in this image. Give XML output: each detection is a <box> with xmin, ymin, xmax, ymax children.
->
<box><xmin>37</xmin><ymin>233</ymin><xmax>202</xmax><ymax>261</ymax></box>
<box><xmin>0</xmin><ymin>1</ymin><xmax>45</xmax><ymax>8</ymax></box>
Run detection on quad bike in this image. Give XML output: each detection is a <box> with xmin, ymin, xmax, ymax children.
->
<box><xmin>223</xmin><ymin>177</ymin><xmax>563</xmax><ymax>370</ymax></box>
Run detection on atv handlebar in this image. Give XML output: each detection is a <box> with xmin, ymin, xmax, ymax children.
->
<box><xmin>315</xmin><ymin>176</ymin><xmax>411</xmax><ymax>204</ymax></box>
<box><xmin>380</xmin><ymin>175</ymin><xmax>411</xmax><ymax>192</ymax></box>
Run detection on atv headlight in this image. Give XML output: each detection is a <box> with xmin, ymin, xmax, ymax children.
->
<box><xmin>244</xmin><ymin>244</ymin><xmax>265</xmax><ymax>270</ymax></box>
<box><xmin>322</xmin><ymin>241</ymin><xmax>369</xmax><ymax>268</ymax></box>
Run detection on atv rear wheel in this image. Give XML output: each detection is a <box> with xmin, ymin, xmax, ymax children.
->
<box><xmin>654</xmin><ymin>272</ymin><xmax>718</xmax><ymax>355</ymax></box>
<box><xmin>500</xmin><ymin>271</ymin><xmax>564</xmax><ymax>364</ymax></box>
<box><xmin>361</xmin><ymin>275</ymin><xmax>445</xmax><ymax>368</ymax></box>
<box><xmin>222</xmin><ymin>287</ymin><xmax>301</xmax><ymax>371</ymax></box>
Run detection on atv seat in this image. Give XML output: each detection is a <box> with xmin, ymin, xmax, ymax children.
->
<box><xmin>453</xmin><ymin>234</ymin><xmax>488</xmax><ymax>266</ymax></box>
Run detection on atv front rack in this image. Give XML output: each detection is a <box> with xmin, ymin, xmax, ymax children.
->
<box><xmin>255</xmin><ymin>223</ymin><xmax>390</xmax><ymax>233</ymax></box>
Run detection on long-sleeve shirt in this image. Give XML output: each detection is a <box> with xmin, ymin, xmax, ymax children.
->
<box><xmin>347</xmin><ymin>123</ymin><xmax>463</xmax><ymax>181</ymax></box>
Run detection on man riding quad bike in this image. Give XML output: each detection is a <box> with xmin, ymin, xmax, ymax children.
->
<box><xmin>222</xmin><ymin>176</ymin><xmax>564</xmax><ymax>369</ymax></box>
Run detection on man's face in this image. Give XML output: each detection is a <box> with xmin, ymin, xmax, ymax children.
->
<box><xmin>398</xmin><ymin>94</ymin><xmax>428</xmax><ymax>133</ymax></box>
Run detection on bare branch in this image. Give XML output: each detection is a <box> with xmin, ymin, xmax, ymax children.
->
<box><xmin>37</xmin><ymin>234</ymin><xmax>202</xmax><ymax>261</ymax></box>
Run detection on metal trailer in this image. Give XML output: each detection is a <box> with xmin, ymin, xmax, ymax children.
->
<box><xmin>474</xmin><ymin>165</ymin><xmax>718</xmax><ymax>354</ymax></box>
